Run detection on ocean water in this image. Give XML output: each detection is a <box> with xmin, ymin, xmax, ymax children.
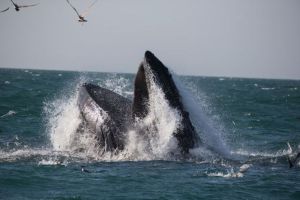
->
<box><xmin>0</xmin><ymin>68</ymin><xmax>299</xmax><ymax>200</ymax></box>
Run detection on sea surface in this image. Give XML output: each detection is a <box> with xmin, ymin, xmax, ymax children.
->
<box><xmin>0</xmin><ymin>68</ymin><xmax>299</xmax><ymax>200</ymax></box>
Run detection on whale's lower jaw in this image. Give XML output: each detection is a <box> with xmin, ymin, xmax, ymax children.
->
<box><xmin>78</xmin><ymin>83</ymin><xmax>131</xmax><ymax>152</ymax></box>
<box><xmin>77</xmin><ymin>51</ymin><xmax>199</xmax><ymax>155</ymax></box>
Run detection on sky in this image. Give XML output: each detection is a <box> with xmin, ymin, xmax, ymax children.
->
<box><xmin>0</xmin><ymin>0</ymin><xmax>300</xmax><ymax>79</ymax></box>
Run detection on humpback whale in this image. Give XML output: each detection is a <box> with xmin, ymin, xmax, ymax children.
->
<box><xmin>77</xmin><ymin>51</ymin><xmax>199</xmax><ymax>155</ymax></box>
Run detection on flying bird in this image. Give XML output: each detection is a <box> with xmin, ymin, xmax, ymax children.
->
<box><xmin>0</xmin><ymin>7</ymin><xmax>10</xmax><ymax>13</ymax></box>
<box><xmin>10</xmin><ymin>0</ymin><xmax>39</xmax><ymax>12</ymax></box>
<box><xmin>66</xmin><ymin>0</ymin><xmax>98</xmax><ymax>23</ymax></box>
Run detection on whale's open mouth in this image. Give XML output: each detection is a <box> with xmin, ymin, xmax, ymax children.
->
<box><xmin>76</xmin><ymin>51</ymin><xmax>199</xmax><ymax>157</ymax></box>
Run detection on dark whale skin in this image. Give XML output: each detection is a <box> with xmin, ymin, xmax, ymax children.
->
<box><xmin>78</xmin><ymin>83</ymin><xmax>132</xmax><ymax>152</ymax></box>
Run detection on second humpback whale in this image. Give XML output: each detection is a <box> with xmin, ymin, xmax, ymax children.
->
<box><xmin>77</xmin><ymin>51</ymin><xmax>199</xmax><ymax>155</ymax></box>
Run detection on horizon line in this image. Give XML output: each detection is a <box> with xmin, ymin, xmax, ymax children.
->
<box><xmin>0</xmin><ymin>66</ymin><xmax>299</xmax><ymax>81</ymax></box>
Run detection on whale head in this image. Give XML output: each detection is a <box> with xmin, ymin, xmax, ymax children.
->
<box><xmin>133</xmin><ymin>51</ymin><xmax>199</xmax><ymax>154</ymax></box>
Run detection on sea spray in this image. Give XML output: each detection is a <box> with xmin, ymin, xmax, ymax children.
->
<box><xmin>102</xmin><ymin>74</ymin><xmax>133</xmax><ymax>98</ymax></box>
<box><xmin>122</xmin><ymin>67</ymin><xmax>181</xmax><ymax>160</ymax></box>
<box><xmin>173</xmin><ymin>75</ymin><xmax>232</xmax><ymax>158</ymax></box>
<box><xmin>44</xmin><ymin>87</ymin><xmax>81</xmax><ymax>151</ymax></box>
<box><xmin>42</xmin><ymin>75</ymin><xmax>133</xmax><ymax>160</ymax></box>
<box><xmin>43</xmin><ymin>72</ymin><xmax>230</xmax><ymax>161</ymax></box>
<box><xmin>144</xmin><ymin>66</ymin><xmax>180</xmax><ymax>157</ymax></box>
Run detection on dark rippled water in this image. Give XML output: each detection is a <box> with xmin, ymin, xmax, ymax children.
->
<box><xmin>0</xmin><ymin>68</ymin><xmax>299</xmax><ymax>200</ymax></box>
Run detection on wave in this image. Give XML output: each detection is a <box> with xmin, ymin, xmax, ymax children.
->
<box><xmin>0</xmin><ymin>148</ymin><xmax>62</xmax><ymax>162</ymax></box>
<box><xmin>231</xmin><ymin>141</ymin><xmax>297</xmax><ymax>159</ymax></box>
<box><xmin>261</xmin><ymin>87</ymin><xmax>275</xmax><ymax>90</ymax></box>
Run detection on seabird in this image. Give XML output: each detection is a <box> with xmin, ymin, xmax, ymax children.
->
<box><xmin>81</xmin><ymin>166</ymin><xmax>91</xmax><ymax>173</ymax></box>
<box><xmin>288</xmin><ymin>153</ymin><xmax>300</xmax><ymax>168</ymax></box>
<box><xmin>0</xmin><ymin>7</ymin><xmax>10</xmax><ymax>13</ymax></box>
<box><xmin>66</xmin><ymin>0</ymin><xmax>98</xmax><ymax>23</ymax></box>
<box><xmin>10</xmin><ymin>0</ymin><xmax>39</xmax><ymax>12</ymax></box>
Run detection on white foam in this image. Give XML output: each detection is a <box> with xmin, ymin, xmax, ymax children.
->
<box><xmin>43</xmin><ymin>81</ymin><xmax>82</xmax><ymax>152</ymax></box>
<box><xmin>0</xmin><ymin>148</ymin><xmax>52</xmax><ymax>162</ymax></box>
<box><xmin>42</xmin><ymin>77</ymin><xmax>114</xmax><ymax>160</ymax></box>
<box><xmin>145</xmin><ymin>68</ymin><xmax>180</xmax><ymax>156</ymax></box>
<box><xmin>42</xmin><ymin>71</ymin><xmax>233</xmax><ymax>161</ymax></box>
<box><xmin>231</xmin><ymin>146</ymin><xmax>293</xmax><ymax>158</ymax></box>
<box><xmin>38</xmin><ymin>158</ymin><xmax>68</xmax><ymax>166</ymax></box>
<box><xmin>206</xmin><ymin>170</ymin><xmax>244</xmax><ymax>178</ymax></box>
<box><xmin>101</xmin><ymin>74</ymin><xmax>132</xmax><ymax>98</ymax></box>
<box><xmin>0</xmin><ymin>147</ymin><xmax>84</xmax><ymax>165</ymax></box>
<box><xmin>40</xmin><ymin>72</ymin><xmax>242</xmax><ymax>162</ymax></box>
<box><xmin>122</xmin><ymin>66</ymin><xmax>181</xmax><ymax>160</ymax></box>
<box><xmin>206</xmin><ymin>164</ymin><xmax>251</xmax><ymax>178</ymax></box>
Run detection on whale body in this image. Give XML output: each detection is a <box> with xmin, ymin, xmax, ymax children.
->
<box><xmin>77</xmin><ymin>51</ymin><xmax>199</xmax><ymax>155</ymax></box>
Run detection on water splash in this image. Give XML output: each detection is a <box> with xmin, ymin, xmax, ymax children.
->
<box><xmin>231</xmin><ymin>146</ymin><xmax>293</xmax><ymax>158</ymax></box>
<box><xmin>42</xmin><ymin>76</ymin><xmax>94</xmax><ymax>153</ymax></box>
<box><xmin>206</xmin><ymin>169</ymin><xmax>244</xmax><ymax>178</ymax></box>
<box><xmin>44</xmin><ymin>87</ymin><xmax>81</xmax><ymax>151</ymax></box>
<box><xmin>100</xmin><ymin>74</ymin><xmax>133</xmax><ymax>98</ymax></box>
<box><xmin>173</xmin><ymin>75</ymin><xmax>231</xmax><ymax>158</ymax></box>
<box><xmin>38</xmin><ymin>158</ymin><xmax>68</xmax><ymax>166</ymax></box>
<box><xmin>40</xmin><ymin>71</ymin><xmax>294</xmax><ymax>165</ymax></box>
<box><xmin>0</xmin><ymin>148</ymin><xmax>56</xmax><ymax>162</ymax></box>
<box><xmin>122</xmin><ymin>67</ymin><xmax>181</xmax><ymax>160</ymax></box>
<box><xmin>205</xmin><ymin>164</ymin><xmax>252</xmax><ymax>178</ymax></box>
<box><xmin>41</xmin><ymin>71</ymin><xmax>233</xmax><ymax>162</ymax></box>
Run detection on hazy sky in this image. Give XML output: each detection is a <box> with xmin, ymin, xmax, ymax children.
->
<box><xmin>0</xmin><ymin>0</ymin><xmax>299</xmax><ymax>79</ymax></box>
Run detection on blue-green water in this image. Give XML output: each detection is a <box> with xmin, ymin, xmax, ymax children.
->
<box><xmin>0</xmin><ymin>68</ymin><xmax>299</xmax><ymax>199</ymax></box>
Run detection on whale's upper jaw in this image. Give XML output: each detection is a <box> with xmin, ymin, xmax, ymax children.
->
<box><xmin>133</xmin><ymin>50</ymin><xmax>177</xmax><ymax>119</ymax></box>
<box><xmin>142</xmin><ymin>51</ymin><xmax>183</xmax><ymax>110</ymax></box>
<box><xmin>133</xmin><ymin>51</ymin><xmax>199</xmax><ymax>154</ymax></box>
<box><xmin>144</xmin><ymin>50</ymin><xmax>169</xmax><ymax>76</ymax></box>
<box><xmin>144</xmin><ymin>50</ymin><xmax>160</xmax><ymax>66</ymax></box>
